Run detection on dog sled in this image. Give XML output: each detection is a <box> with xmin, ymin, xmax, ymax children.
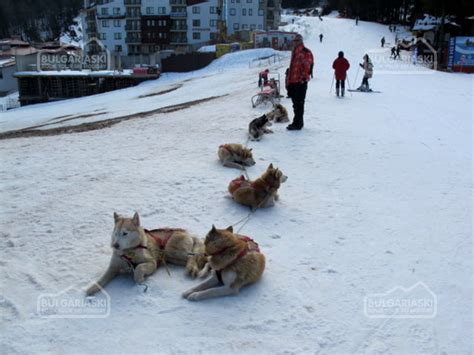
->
<box><xmin>251</xmin><ymin>72</ymin><xmax>281</xmax><ymax>108</ymax></box>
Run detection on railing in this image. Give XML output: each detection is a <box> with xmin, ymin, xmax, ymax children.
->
<box><xmin>169</xmin><ymin>11</ymin><xmax>187</xmax><ymax>17</ymax></box>
<box><xmin>170</xmin><ymin>0</ymin><xmax>186</xmax><ymax>4</ymax></box>
<box><xmin>124</xmin><ymin>0</ymin><xmax>141</xmax><ymax>5</ymax></box>
<box><xmin>97</xmin><ymin>14</ymin><xmax>126</xmax><ymax>19</ymax></box>
<box><xmin>170</xmin><ymin>25</ymin><xmax>188</xmax><ymax>31</ymax></box>
<box><xmin>126</xmin><ymin>37</ymin><xmax>141</xmax><ymax>43</ymax></box>
<box><xmin>125</xmin><ymin>25</ymin><xmax>141</xmax><ymax>31</ymax></box>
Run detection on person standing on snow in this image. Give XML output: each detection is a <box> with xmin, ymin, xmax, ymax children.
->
<box><xmin>319</xmin><ymin>33</ymin><xmax>324</xmax><ymax>43</ymax></box>
<box><xmin>381</xmin><ymin>36</ymin><xmax>385</xmax><ymax>47</ymax></box>
<box><xmin>286</xmin><ymin>34</ymin><xmax>314</xmax><ymax>131</ymax></box>
<box><xmin>358</xmin><ymin>54</ymin><xmax>373</xmax><ymax>91</ymax></box>
<box><xmin>332</xmin><ymin>51</ymin><xmax>350</xmax><ymax>97</ymax></box>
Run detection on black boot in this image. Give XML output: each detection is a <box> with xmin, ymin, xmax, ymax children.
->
<box><xmin>341</xmin><ymin>88</ymin><xmax>345</xmax><ymax>97</ymax></box>
<box><xmin>336</xmin><ymin>88</ymin><xmax>339</xmax><ymax>97</ymax></box>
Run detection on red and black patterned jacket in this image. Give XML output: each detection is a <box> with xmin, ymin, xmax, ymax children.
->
<box><xmin>287</xmin><ymin>44</ymin><xmax>314</xmax><ymax>85</ymax></box>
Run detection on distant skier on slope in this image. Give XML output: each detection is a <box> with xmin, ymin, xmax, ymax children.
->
<box><xmin>332</xmin><ymin>51</ymin><xmax>350</xmax><ymax>97</ymax></box>
<box><xmin>357</xmin><ymin>54</ymin><xmax>373</xmax><ymax>92</ymax></box>
<box><xmin>319</xmin><ymin>33</ymin><xmax>324</xmax><ymax>42</ymax></box>
<box><xmin>381</xmin><ymin>36</ymin><xmax>385</xmax><ymax>47</ymax></box>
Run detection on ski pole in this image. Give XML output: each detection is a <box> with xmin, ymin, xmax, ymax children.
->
<box><xmin>329</xmin><ymin>74</ymin><xmax>335</xmax><ymax>94</ymax></box>
<box><xmin>346</xmin><ymin>75</ymin><xmax>353</xmax><ymax>97</ymax></box>
<box><xmin>353</xmin><ymin>66</ymin><xmax>360</xmax><ymax>88</ymax></box>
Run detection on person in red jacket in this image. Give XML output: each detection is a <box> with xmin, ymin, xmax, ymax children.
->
<box><xmin>286</xmin><ymin>34</ymin><xmax>314</xmax><ymax>131</ymax></box>
<box><xmin>332</xmin><ymin>51</ymin><xmax>350</xmax><ymax>97</ymax></box>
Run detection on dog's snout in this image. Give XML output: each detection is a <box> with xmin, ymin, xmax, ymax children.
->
<box><xmin>112</xmin><ymin>242</ymin><xmax>120</xmax><ymax>249</ymax></box>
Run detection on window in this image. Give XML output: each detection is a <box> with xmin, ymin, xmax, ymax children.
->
<box><xmin>193</xmin><ymin>19</ymin><xmax>200</xmax><ymax>27</ymax></box>
<box><xmin>210</xmin><ymin>19</ymin><xmax>216</xmax><ymax>26</ymax></box>
<box><xmin>247</xmin><ymin>0</ymin><xmax>252</xmax><ymax>2</ymax></box>
<box><xmin>231</xmin><ymin>0</ymin><xmax>235</xmax><ymax>3</ymax></box>
<box><xmin>113</xmin><ymin>7</ymin><xmax>120</xmax><ymax>15</ymax></box>
<box><xmin>102</xmin><ymin>20</ymin><xmax>109</xmax><ymax>27</ymax></box>
<box><xmin>113</xmin><ymin>19</ymin><xmax>121</xmax><ymax>27</ymax></box>
<box><xmin>249</xmin><ymin>8</ymin><xmax>253</xmax><ymax>16</ymax></box>
<box><xmin>146</xmin><ymin>7</ymin><xmax>154</xmax><ymax>14</ymax></box>
<box><xmin>115</xmin><ymin>45</ymin><xmax>122</xmax><ymax>52</ymax></box>
<box><xmin>258</xmin><ymin>24</ymin><xmax>263</xmax><ymax>29</ymax></box>
<box><xmin>0</xmin><ymin>69</ymin><xmax>3</xmax><ymax>79</ymax></box>
<box><xmin>230</xmin><ymin>8</ymin><xmax>236</xmax><ymax>15</ymax></box>
<box><xmin>242</xmin><ymin>24</ymin><xmax>248</xmax><ymax>29</ymax></box>
<box><xmin>101</xmin><ymin>8</ymin><xmax>109</xmax><ymax>15</ymax></box>
<box><xmin>100</xmin><ymin>33</ymin><xmax>106</xmax><ymax>40</ymax></box>
<box><xmin>233</xmin><ymin>23</ymin><xmax>239</xmax><ymax>30</ymax></box>
<box><xmin>210</xmin><ymin>6</ymin><xmax>216</xmax><ymax>14</ymax></box>
<box><xmin>159</xmin><ymin>7</ymin><xmax>166</xmax><ymax>14</ymax></box>
<box><xmin>192</xmin><ymin>7</ymin><xmax>200</xmax><ymax>14</ymax></box>
<box><xmin>250</xmin><ymin>24</ymin><xmax>256</xmax><ymax>30</ymax></box>
<box><xmin>258</xmin><ymin>9</ymin><xmax>264</xmax><ymax>16</ymax></box>
<box><xmin>114</xmin><ymin>32</ymin><xmax>122</xmax><ymax>40</ymax></box>
<box><xmin>193</xmin><ymin>32</ymin><xmax>201</xmax><ymax>39</ymax></box>
<box><xmin>236</xmin><ymin>0</ymin><xmax>240</xmax><ymax>3</ymax></box>
<box><xmin>242</xmin><ymin>8</ymin><xmax>246</xmax><ymax>15</ymax></box>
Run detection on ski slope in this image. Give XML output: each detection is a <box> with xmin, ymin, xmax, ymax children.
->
<box><xmin>0</xmin><ymin>14</ymin><xmax>472</xmax><ymax>354</ymax></box>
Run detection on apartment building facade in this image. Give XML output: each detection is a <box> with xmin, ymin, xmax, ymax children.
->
<box><xmin>83</xmin><ymin>0</ymin><xmax>280</xmax><ymax>55</ymax></box>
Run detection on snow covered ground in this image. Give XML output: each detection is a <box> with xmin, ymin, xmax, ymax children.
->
<box><xmin>0</xmin><ymin>15</ymin><xmax>472</xmax><ymax>354</ymax></box>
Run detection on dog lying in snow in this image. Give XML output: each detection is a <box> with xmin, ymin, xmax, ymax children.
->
<box><xmin>248</xmin><ymin>114</ymin><xmax>273</xmax><ymax>141</ymax></box>
<box><xmin>266</xmin><ymin>103</ymin><xmax>289</xmax><ymax>123</ymax></box>
<box><xmin>86</xmin><ymin>212</ymin><xmax>208</xmax><ymax>295</ymax></box>
<box><xmin>218</xmin><ymin>143</ymin><xmax>256</xmax><ymax>169</ymax></box>
<box><xmin>228</xmin><ymin>163</ymin><xmax>287</xmax><ymax>210</ymax></box>
<box><xmin>182</xmin><ymin>225</ymin><xmax>265</xmax><ymax>301</ymax></box>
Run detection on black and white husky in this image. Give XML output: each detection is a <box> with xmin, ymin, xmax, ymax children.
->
<box><xmin>248</xmin><ymin>114</ymin><xmax>273</xmax><ymax>141</ymax></box>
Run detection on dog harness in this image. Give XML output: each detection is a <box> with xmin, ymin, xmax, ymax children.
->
<box><xmin>211</xmin><ymin>236</ymin><xmax>261</xmax><ymax>284</ymax></box>
<box><xmin>120</xmin><ymin>229</ymin><xmax>179</xmax><ymax>268</ymax></box>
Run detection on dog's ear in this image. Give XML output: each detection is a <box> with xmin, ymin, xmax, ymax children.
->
<box><xmin>249</xmin><ymin>148</ymin><xmax>253</xmax><ymax>152</ymax></box>
<box><xmin>226</xmin><ymin>226</ymin><xmax>233</xmax><ymax>233</ymax></box>
<box><xmin>268</xmin><ymin>163</ymin><xmax>274</xmax><ymax>170</ymax></box>
<box><xmin>132</xmin><ymin>212</ymin><xmax>140</xmax><ymax>227</ymax></box>
<box><xmin>113</xmin><ymin>212</ymin><xmax>120</xmax><ymax>223</ymax></box>
<box><xmin>211</xmin><ymin>224</ymin><xmax>216</xmax><ymax>233</ymax></box>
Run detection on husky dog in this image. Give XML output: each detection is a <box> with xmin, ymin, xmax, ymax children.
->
<box><xmin>248</xmin><ymin>114</ymin><xmax>273</xmax><ymax>141</ymax></box>
<box><xmin>266</xmin><ymin>103</ymin><xmax>289</xmax><ymax>123</ymax></box>
<box><xmin>228</xmin><ymin>163</ymin><xmax>287</xmax><ymax>210</ymax></box>
<box><xmin>182</xmin><ymin>225</ymin><xmax>265</xmax><ymax>301</ymax></box>
<box><xmin>218</xmin><ymin>143</ymin><xmax>256</xmax><ymax>169</ymax></box>
<box><xmin>86</xmin><ymin>212</ymin><xmax>208</xmax><ymax>295</ymax></box>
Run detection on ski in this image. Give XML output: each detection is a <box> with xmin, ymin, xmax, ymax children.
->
<box><xmin>348</xmin><ymin>89</ymin><xmax>382</xmax><ymax>93</ymax></box>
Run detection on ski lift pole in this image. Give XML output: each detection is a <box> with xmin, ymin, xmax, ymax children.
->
<box><xmin>329</xmin><ymin>74</ymin><xmax>335</xmax><ymax>94</ymax></box>
<box><xmin>353</xmin><ymin>66</ymin><xmax>360</xmax><ymax>88</ymax></box>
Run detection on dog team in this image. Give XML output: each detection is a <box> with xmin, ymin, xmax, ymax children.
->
<box><xmin>86</xmin><ymin>70</ymin><xmax>294</xmax><ymax>301</ymax></box>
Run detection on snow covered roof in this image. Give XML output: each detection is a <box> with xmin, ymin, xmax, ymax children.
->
<box><xmin>0</xmin><ymin>57</ymin><xmax>15</xmax><ymax>68</ymax></box>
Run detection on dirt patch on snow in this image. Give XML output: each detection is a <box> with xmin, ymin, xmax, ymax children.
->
<box><xmin>0</xmin><ymin>95</ymin><xmax>227</xmax><ymax>140</ymax></box>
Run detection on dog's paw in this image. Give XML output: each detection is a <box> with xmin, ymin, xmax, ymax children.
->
<box><xmin>85</xmin><ymin>284</ymin><xmax>100</xmax><ymax>296</ymax></box>
<box><xmin>186</xmin><ymin>292</ymin><xmax>202</xmax><ymax>301</ymax></box>
<box><xmin>182</xmin><ymin>290</ymin><xmax>193</xmax><ymax>299</ymax></box>
<box><xmin>133</xmin><ymin>271</ymin><xmax>145</xmax><ymax>284</ymax></box>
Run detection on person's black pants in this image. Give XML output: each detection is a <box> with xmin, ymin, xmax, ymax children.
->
<box><xmin>287</xmin><ymin>82</ymin><xmax>308</xmax><ymax>128</ymax></box>
<box><xmin>336</xmin><ymin>80</ymin><xmax>345</xmax><ymax>90</ymax></box>
<box><xmin>362</xmin><ymin>77</ymin><xmax>369</xmax><ymax>87</ymax></box>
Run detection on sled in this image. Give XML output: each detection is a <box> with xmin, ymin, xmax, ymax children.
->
<box><xmin>252</xmin><ymin>72</ymin><xmax>281</xmax><ymax>108</ymax></box>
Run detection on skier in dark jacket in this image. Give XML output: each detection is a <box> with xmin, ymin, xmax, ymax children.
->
<box><xmin>332</xmin><ymin>51</ymin><xmax>350</xmax><ymax>97</ymax></box>
<box><xmin>319</xmin><ymin>33</ymin><xmax>323</xmax><ymax>42</ymax></box>
<box><xmin>381</xmin><ymin>37</ymin><xmax>385</xmax><ymax>47</ymax></box>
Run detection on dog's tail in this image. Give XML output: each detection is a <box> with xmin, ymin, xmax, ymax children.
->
<box><xmin>185</xmin><ymin>237</ymin><xmax>209</xmax><ymax>278</ymax></box>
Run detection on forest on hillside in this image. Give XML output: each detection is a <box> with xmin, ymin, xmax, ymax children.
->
<box><xmin>0</xmin><ymin>0</ymin><xmax>83</xmax><ymax>40</ymax></box>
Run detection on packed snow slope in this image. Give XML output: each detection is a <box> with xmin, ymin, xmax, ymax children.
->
<box><xmin>0</xmin><ymin>15</ymin><xmax>472</xmax><ymax>354</ymax></box>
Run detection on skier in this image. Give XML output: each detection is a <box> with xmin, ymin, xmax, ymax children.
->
<box><xmin>390</xmin><ymin>46</ymin><xmax>396</xmax><ymax>59</ymax></box>
<box><xmin>381</xmin><ymin>36</ymin><xmax>385</xmax><ymax>47</ymax></box>
<box><xmin>395</xmin><ymin>45</ymin><xmax>401</xmax><ymax>59</ymax></box>
<box><xmin>332</xmin><ymin>51</ymin><xmax>350</xmax><ymax>97</ymax></box>
<box><xmin>319</xmin><ymin>33</ymin><xmax>323</xmax><ymax>43</ymax></box>
<box><xmin>355</xmin><ymin>16</ymin><xmax>359</xmax><ymax>25</ymax></box>
<box><xmin>389</xmin><ymin>24</ymin><xmax>392</xmax><ymax>32</ymax></box>
<box><xmin>357</xmin><ymin>54</ymin><xmax>373</xmax><ymax>92</ymax></box>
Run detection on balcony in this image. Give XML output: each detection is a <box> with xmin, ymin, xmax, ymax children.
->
<box><xmin>125</xmin><ymin>25</ymin><xmax>141</xmax><ymax>31</ymax></box>
<box><xmin>97</xmin><ymin>14</ymin><xmax>126</xmax><ymax>19</ymax></box>
<box><xmin>124</xmin><ymin>0</ymin><xmax>141</xmax><ymax>5</ymax></box>
<box><xmin>170</xmin><ymin>25</ymin><xmax>187</xmax><ymax>31</ymax></box>
<box><xmin>170</xmin><ymin>0</ymin><xmax>186</xmax><ymax>4</ymax></box>
<box><xmin>126</xmin><ymin>36</ymin><xmax>141</xmax><ymax>43</ymax></box>
<box><xmin>170</xmin><ymin>12</ymin><xmax>187</xmax><ymax>18</ymax></box>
